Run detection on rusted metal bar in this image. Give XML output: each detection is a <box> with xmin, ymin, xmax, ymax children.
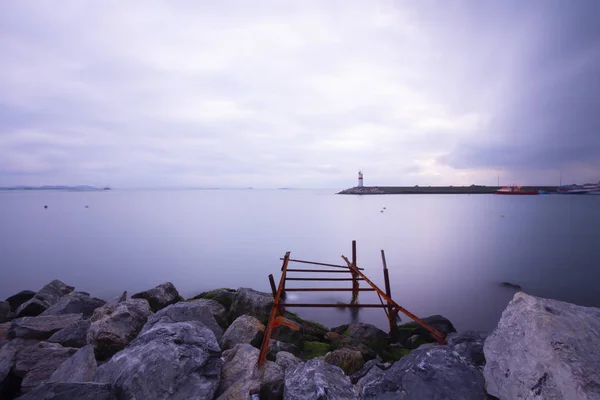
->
<box><xmin>341</xmin><ymin>255</ymin><xmax>446</xmax><ymax>344</ymax></box>
<box><xmin>381</xmin><ymin>250</ymin><xmax>399</xmax><ymax>342</ymax></box>
<box><xmin>285</xmin><ymin>277</ymin><xmax>365</xmax><ymax>281</ymax></box>
<box><xmin>280</xmin><ymin>258</ymin><xmax>364</xmax><ymax>271</ymax></box>
<box><xmin>284</xmin><ymin>303</ymin><xmax>389</xmax><ymax>308</ymax></box>
<box><xmin>351</xmin><ymin>240</ymin><xmax>359</xmax><ymax>305</ymax></box>
<box><xmin>286</xmin><ymin>269</ymin><xmax>353</xmax><ymax>273</ymax></box>
<box><xmin>284</xmin><ymin>288</ymin><xmax>376</xmax><ymax>292</ymax></box>
<box><xmin>268</xmin><ymin>274</ymin><xmax>277</xmax><ymax>298</ymax></box>
<box><xmin>258</xmin><ymin>252</ymin><xmax>290</xmax><ymax>365</ymax></box>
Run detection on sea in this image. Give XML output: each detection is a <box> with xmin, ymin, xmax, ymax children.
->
<box><xmin>1</xmin><ymin>189</ymin><xmax>599</xmax><ymax>333</ymax></box>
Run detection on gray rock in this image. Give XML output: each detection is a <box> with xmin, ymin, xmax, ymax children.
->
<box><xmin>324</xmin><ymin>348</ymin><xmax>364</xmax><ymax>375</ymax></box>
<box><xmin>398</xmin><ymin>314</ymin><xmax>457</xmax><ymax>343</ymax></box>
<box><xmin>284</xmin><ymin>358</ymin><xmax>358</xmax><ymax>400</ymax></box>
<box><xmin>356</xmin><ymin>345</ymin><xmax>486</xmax><ymax>399</ymax></box>
<box><xmin>229</xmin><ymin>288</ymin><xmax>272</xmax><ymax>324</ymax></box>
<box><xmin>191</xmin><ymin>288</ymin><xmax>236</xmax><ymax>311</ymax></box>
<box><xmin>1</xmin><ymin>339</ymin><xmax>33</xmax><ymax>394</ymax></box>
<box><xmin>48</xmin><ymin>319</ymin><xmax>91</xmax><ymax>348</ymax></box>
<box><xmin>484</xmin><ymin>292</ymin><xmax>600</xmax><ymax>400</ymax></box>
<box><xmin>5</xmin><ymin>290</ymin><xmax>36</xmax><ymax>312</ymax></box>
<box><xmin>267</xmin><ymin>339</ymin><xmax>301</xmax><ymax>361</ymax></box>
<box><xmin>141</xmin><ymin>300</ymin><xmax>223</xmax><ymax>342</ymax></box>
<box><xmin>49</xmin><ymin>345</ymin><xmax>97</xmax><ymax>383</ymax></box>
<box><xmin>13</xmin><ymin>341</ymin><xmax>78</xmax><ymax>393</ymax></box>
<box><xmin>189</xmin><ymin>298</ymin><xmax>228</xmax><ymax>328</ymax></box>
<box><xmin>131</xmin><ymin>282</ymin><xmax>180</xmax><ymax>312</ymax></box>
<box><xmin>216</xmin><ymin>343</ymin><xmax>284</xmax><ymax>400</ymax></box>
<box><xmin>16</xmin><ymin>280</ymin><xmax>75</xmax><ymax>317</ymax></box>
<box><xmin>349</xmin><ymin>359</ymin><xmax>390</xmax><ymax>384</ymax></box>
<box><xmin>221</xmin><ymin>315</ymin><xmax>265</xmax><ymax>351</ymax></box>
<box><xmin>332</xmin><ymin>322</ymin><xmax>389</xmax><ymax>344</ymax></box>
<box><xmin>40</xmin><ymin>292</ymin><xmax>106</xmax><ymax>318</ymax></box>
<box><xmin>0</xmin><ymin>322</ymin><xmax>9</xmax><ymax>349</ymax></box>
<box><xmin>9</xmin><ymin>314</ymin><xmax>83</xmax><ymax>340</ymax></box>
<box><xmin>448</xmin><ymin>331</ymin><xmax>488</xmax><ymax>368</ymax></box>
<box><xmin>275</xmin><ymin>351</ymin><xmax>302</xmax><ymax>372</ymax></box>
<box><xmin>15</xmin><ymin>382</ymin><xmax>115</xmax><ymax>400</ymax></box>
<box><xmin>0</xmin><ymin>302</ymin><xmax>14</xmax><ymax>323</ymax></box>
<box><xmin>94</xmin><ymin>321</ymin><xmax>222</xmax><ymax>400</ymax></box>
<box><xmin>87</xmin><ymin>299</ymin><xmax>152</xmax><ymax>360</ymax></box>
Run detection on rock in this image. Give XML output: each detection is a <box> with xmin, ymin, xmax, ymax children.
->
<box><xmin>356</xmin><ymin>345</ymin><xmax>486</xmax><ymax>399</ymax></box>
<box><xmin>189</xmin><ymin>298</ymin><xmax>228</xmax><ymax>328</ymax></box>
<box><xmin>131</xmin><ymin>282</ymin><xmax>179</xmax><ymax>312</ymax></box>
<box><xmin>16</xmin><ymin>280</ymin><xmax>75</xmax><ymax>317</ymax></box>
<box><xmin>15</xmin><ymin>382</ymin><xmax>115</xmax><ymax>400</ymax></box>
<box><xmin>267</xmin><ymin>339</ymin><xmax>301</xmax><ymax>361</ymax></box>
<box><xmin>229</xmin><ymin>288</ymin><xmax>272</xmax><ymax>324</ymax></box>
<box><xmin>397</xmin><ymin>314</ymin><xmax>457</xmax><ymax>344</ymax></box>
<box><xmin>275</xmin><ymin>351</ymin><xmax>302</xmax><ymax>372</ymax></box>
<box><xmin>48</xmin><ymin>345</ymin><xmax>97</xmax><ymax>383</ymax></box>
<box><xmin>9</xmin><ymin>314</ymin><xmax>83</xmax><ymax>340</ymax></box>
<box><xmin>447</xmin><ymin>331</ymin><xmax>488</xmax><ymax>368</ymax></box>
<box><xmin>221</xmin><ymin>315</ymin><xmax>265</xmax><ymax>351</ymax></box>
<box><xmin>0</xmin><ymin>323</ymin><xmax>9</xmax><ymax>349</ymax></box>
<box><xmin>87</xmin><ymin>299</ymin><xmax>152</xmax><ymax>360</ymax></box>
<box><xmin>40</xmin><ymin>292</ymin><xmax>106</xmax><ymax>318</ymax></box>
<box><xmin>216</xmin><ymin>343</ymin><xmax>283</xmax><ymax>400</ymax></box>
<box><xmin>302</xmin><ymin>341</ymin><xmax>331</xmax><ymax>359</ymax></box>
<box><xmin>190</xmin><ymin>288</ymin><xmax>236</xmax><ymax>311</ymax></box>
<box><xmin>406</xmin><ymin>334</ymin><xmax>422</xmax><ymax>349</ymax></box>
<box><xmin>93</xmin><ymin>321</ymin><xmax>222</xmax><ymax>400</ymax></box>
<box><xmin>332</xmin><ymin>322</ymin><xmax>388</xmax><ymax>344</ymax></box>
<box><xmin>140</xmin><ymin>300</ymin><xmax>223</xmax><ymax>342</ymax></box>
<box><xmin>5</xmin><ymin>291</ymin><xmax>36</xmax><ymax>312</ymax></box>
<box><xmin>1</xmin><ymin>339</ymin><xmax>35</xmax><ymax>396</ymax></box>
<box><xmin>284</xmin><ymin>358</ymin><xmax>358</xmax><ymax>400</ymax></box>
<box><xmin>13</xmin><ymin>341</ymin><xmax>78</xmax><ymax>393</ymax></box>
<box><xmin>48</xmin><ymin>319</ymin><xmax>91</xmax><ymax>348</ymax></box>
<box><xmin>0</xmin><ymin>302</ymin><xmax>14</xmax><ymax>323</ymax></box>
<box><xmin>484</xmin><ymin>292</ymin><xmax>600</xmax><ymax>400</ymax></box>
<box><xmin>500</xmin><ymin>281</ymin><xmax>522</xmax><ymax>290</ymax></box>
<box><xmin>324</xmin><ymin>348</ymin><xmax>364</xmax><ymax>375</ymax></box>
<box><xmin>349</xmin><ymin>359</ymin><xmax>390</xmax><ymax>384</ymax></box>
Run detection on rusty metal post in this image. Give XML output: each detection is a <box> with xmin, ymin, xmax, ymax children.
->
<box><xmin>350</xmin><ymin>240</ymin><xmax>359</xmax><ymax>305</ymax></box>
<box><xmin>381</xmin><ymin>250</ymin><xmax>399</xmax><ymax>342</ymax></box>
<box><xmin>268</xmin><ymin>274</ymin><xmax>277</xmax><ymax>298</ymax></box>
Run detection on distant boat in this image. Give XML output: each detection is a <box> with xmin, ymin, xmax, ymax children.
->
<box><xmin>556</xmin><ymin>181</ymin><xmax>600</xmax><ymax>194</ymax></box>
<box><xmin>495</xmin><ymin>186</ymin><xmax>539</xmax><ymax>195</ymax></box>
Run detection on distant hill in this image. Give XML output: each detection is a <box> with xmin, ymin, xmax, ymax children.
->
<box><xmin>0</xmin><ymin>185</ymin><xmax>108</xmax><ymax>191</ymax></box>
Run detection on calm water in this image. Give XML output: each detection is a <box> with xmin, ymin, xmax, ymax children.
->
<box><xmin>1</xmin><ymin>189</ymin><xmax>599</xmax><ymax>332</ymax></box>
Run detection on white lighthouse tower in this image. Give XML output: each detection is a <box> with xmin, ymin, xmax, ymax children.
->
<box><xmin>358</xmin><ymin>170</ymin><xmax>364</xmax><ymax>187</ymax></box>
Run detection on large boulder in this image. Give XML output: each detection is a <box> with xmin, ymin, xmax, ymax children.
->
<box><xmin>16</xmin><ymin>280</ymin><xmax>74</xmax><ymax>317</ymax></box>
<box><xmin>9</xmin><ymin>314</ymin><xmax>83</xmax><ymax>340</ymax></box>
<box><xmin>131</xmin><ymin>282</ymin><xmax>180</xmax><ymax>312</ymax></box>
<box><xmin>0</xmin><ymin>323</ymin><xmax>9</xmax><ymax>349</ymax></box>
<box><xmin>48</xmin><ymin>319</ymin><xmax>91</xmax><ymax>348</ymax></box>
<box><xmin>397</xmin><ymin>315</ymin><xmax>457</xmax><ymax>344</ymax></box>
<box><xmin>1</xmin><ymin>339</ymin><xmax>37</xmax><ymax>397</ymax></box>
<box><xmin>87</xmin><ymin>299</ymin><xmax>152</xmax><ymax>360</ymax></box>
<box><xmin>40</xmin><ymin>292</ymin><xmax>105</xmax><ymax>318</ymax></box>
<box><xmin>356</xmin><ymin>345</ymin><xmax>486</xmax><ymax>399</ymax></box>
<box><xmin>93</xmin><ymin>321</ymin><xmax>222</xmax><ymax>400</ymax></box>
<box><xmin>324</xmin><ymin>348</ymin><xmax>364</xmax><ymax>375</ymax></box>
<box><xmin>216</xmin><ymin>343</ymin><xmax>284</xmax><ymax>400</ymax></box>
<box><xmin>221</xmin><ymin>315</ymin><xmax>265</xmax><ymax>351</ymax></box>
<box><xmin>284</xmin><ymin>358</ymin><xmax>358</xmax><ymax>400</ymax></box>
<box><xmin>13</xmin><ymin>341</ymin><xmax>78</xmax><ymax>393</ymax></box>
<box><xmin>267</xmin><ymin>339</ymin><xmax>301</xmax><ymax>361</ymax></box>
<box><xmin>484</xmin><ymin>292</ymin><xmax>600</xmax><ymax>400</ymax></box>
<box><xmin>191</xmin><ymin>288</ymin><xmax>236</xmax><ymax>311</ymax></box>
<box><xmin>189</xmin><ymin>298</ymin><xmax>228</xmax><ymax>328</ymax></box>
<box><xmin>5</xmin><ymin>291</ymin><xmax>36</xmax><ymax>312</ymax></box>
<box><xmin>447</xmin><ymin>331</ymin><xmax>488</xmax><ymax>368</ymax></box>
<box><xmin>228</xmin><ymin>288</ymin><xmax>272</xmax><ymax>324</ymax></box>
<box><xmin>0</xmin><ymin>302</ymin><xmax>14</xmax><ymax>323</ymax></box>
<box><xmin>48</xmin><ymin>344</ymin><xmax>97</xmax><ymax>383</ymax></box>
<box><xmin>275</xmin><ymin>351</ymin><xmax>302</xmax><ymax>372</ymax></box>
<box><xmin>332</xmin><ymin>323</ymin><xmax>388</xmax><ymax>344</ymax></box>
<box><xmin>349</xmin><ymin>359</ymin><xmax>390</xmax><ymax>384</ymax></box>
<box><xmin>15</xmin><ymin>382</ymin><xmax>115</xmax><ymax>400</ymax></box>
<box><xmin>140</xmin><ymin>301</ymin><xmax>223</xmax><ymax>342</ymax></box>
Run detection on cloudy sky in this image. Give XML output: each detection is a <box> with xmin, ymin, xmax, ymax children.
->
<box><xmin>1</xmin><ymin>1</ymin><xmax>599</xmax><ymax>188</ymax></box>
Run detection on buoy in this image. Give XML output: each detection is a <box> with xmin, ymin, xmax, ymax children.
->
<box><xmin>383</xmin><ymin>207</ymin><xmax>387</xmax><ymax>209</ymax></box>
<box><xmin>85</xmin><ymin>206</ymin><xmax>89</xmax><ymax>208</ymax></box>
<box><xmin>380</xmin><ymin>210</ymin><xmax>384</xmax><ymax>213</ymax></box>
<box><xmin>44</xmin><ymin>205</ymin><xmax>48</xmax><ymax>209</ymax></box>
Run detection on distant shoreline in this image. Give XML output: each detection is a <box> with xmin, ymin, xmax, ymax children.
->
<box><xmin>0</xmin><ymin>186</ymin><xmax>109</xmax><ymax>191</ymax></box>
<box><xmin>337</xmin><ymin>185</ymin><xmax>558</xmax><ymax>195</ymax></box>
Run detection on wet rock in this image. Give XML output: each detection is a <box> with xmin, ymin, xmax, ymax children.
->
<box><xmin>140</xmin><ymin>300</ymin><xmax>223</xmax><ymax>342</ymax></box>
<box><xmin>87</xmin><ymin>299</ymin><xmax>151</xmax><ymax>360</ymax></box>
<box><xmin>284</xmin><ymin>358</ymin><xmax>358</xmax><ymax>399</ymax></box>
<box><xmin>229</xmin><ymin>288</ymin><xmax>272</xmax><ymax>324</ymax></box>
<box><xmin>40</xmin><ymin>292</ymin><xmax>105</xmax><ymax>318</ymax></box>
<box><xmin>500</xmin><ymin>281</ymin><xmax>522</xmax><ymax>290</ymax></box>
<box><xmin>9</xmin><ymin>314</ymin><xmax>83</xmax><ymax>340</ymax></box>
<box><xmin>349</xmin><ymin>359</ymin><xmax>390</xmax><ymax>384</ymax></box>
<box><xmin>15</xmin><ymin>382</ymin><xmax>115</xmax><ymax>400</ymax></box>
<box><xmin>356</xmin><ymin>345</ymin><xmax>486</xmax><ymax>399</ymax></box>
<box><xmin>324</xmin><ymin>348</ymin><xmax>364</xmax><ymax>375</ymax></box>
<box><xmin>331</xmin><ymin>323</ymin><xmax>388</xmax><ymax>344</ymax></box>
<box><xmin>0</xmin><ymin>302</ymin><xmax>14</xmax><ymax>323</ymax></box>
<box><xmin>484</xmin><ymin>292</ymin><xmax>600</xmax><ymax>400</ymax></box>
<box><xmin>189</xmin><ymin>298</ymin><xmax>228</xmax><ymax>328</ymax></box>
<box><xmin>221</xmin><ymin>315</ymin><xmax>265</xmax><ymax>351</ymax></box>
<box><xmin>5</xmin><ymin>291</ymin><xmax>36</xmax><ymax>313</ymax></box>
<box><xmin>447</xmin><ymin>331</ymin><xmax>488</xmax><ymax>368</ymax></box>
<box><xmin>397</xmin><ymin>314</ymin><xmax>457</xmax><ymax>344</ymax></box>
<box><xmin>275</xmin><ymin>351</ymin><xmax>301</xmax><ymax>372</ymax></box>
<box><xmin>267</xmin><ymin>339</ymin><xmax>301</xmax><ymax>361</ymax></box>
<box><xmin>14</xmin><ymin>341</ymin><xmax>78</xmax><ymax>393</ymax></box>
<box><xmin>48</xmin><ymin>319</ymin><xmax>91</xmax><ymax>348</ymax></box>
<box><xmin>131</xmin><ymin>282</ymin><xmax>180</xmax><ymax>312</ymax></box>
<box><xmin>190</xmin><ymin>288</ymin><xmax>236</xmax><ymax>311</ymax></box>
<box><xmin>48</xmin><ymin>344</ymin><xmax>97</xmax><ymax>383</ymax></box>
<box><xmin>93</xmin><ymin>321</ymin><xmax>222</xmax><ymax>400</ymax></box>
<box><xmin>16</xmin><ymin>280</ymin><xmax>75</xmax><ymax>317</ymax></box>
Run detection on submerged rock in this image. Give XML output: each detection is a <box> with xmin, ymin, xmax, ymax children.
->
<box><xmin>447</xmin><ymin>331</ymin><xmax>488</xmax><ymax>368</ymax></box>
<box><xmin>221</xmin><ymin>315</ymin><xmax>265</xmax><ymax>351</ymax></box>
<box><xmin>48</xmin><ymin>344</ymin><xmax>97</xmax><ymax>383</ymax></box>
<box><xmin>40</xmin><ymin>292</ymin><xmax>105</xmax><ymax>318</ymax></box>
<box><xmin>87</xmin><ymin>299</ymin><xmax>152</xmax><ymax>360</ymax></box>
<box><xmin>131</xmin><ymin>282</ymin><xmax>180</xmax><ymax>312</ymax></box>
<box><xmin>284</xmin><ymin>358</ymin><xmax>358</xmax><ymax>400</ymax></box>
<box><xmin>93</xmin><ymin>321</ymin><xmax>222</xmax><ymax>400</ymax></box>
<box><xmin>229</xmin><ymin>288</ymin><xmax>272</xmax><ymax>324</ymax></box>
<box><xmin>5</xmin><ymin>291</ymin><xmax>36</xmax><ymax>313</ymax></box>
<box><xmin>16</xmin><ymin>280</ymin><xmax>75</xmax><ymax>317</ymax></box>
<box><xmin>48</xmin><ymin>319</ymin><xmax>91</xmax><ymax>348</ymax></box>
<box><xmin>324</xmin><ymin>348</ymin><xmax>364</xmax><ymax>375</ymax></box>
<box><xmin>15</xmin><ymin>382</ymin><xmax>115</xmax><ymax>400</ymax></box>
<box><xmin>356</xmin><ymin>345</ymin><xmax>486</xmax><ymax>399</ymax></box>
<box><xmin>484</xmin><ymin>292</ymin><xmax>600</xmax><ymax>400</ymax></box>
<box><xmin>9</xmin><ymin>314</ymin><xmax>83</xmax><ymax>340</ymax></box>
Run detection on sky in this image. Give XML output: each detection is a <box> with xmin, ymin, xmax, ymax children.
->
<box><xmin>1</xmin><ymin>1</ymin><xmax>599</xmax><ymax>188</ymax></box>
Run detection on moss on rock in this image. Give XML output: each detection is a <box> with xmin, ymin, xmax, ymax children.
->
<box><xmin>302</xmin><ymin>341</ymin><xmax>330</xmax><ymax>359</ymax></box>
<box><xmin>189</xmin><ymin>288</ymin><xmax>235</xmax><ymax>310</ymax></box>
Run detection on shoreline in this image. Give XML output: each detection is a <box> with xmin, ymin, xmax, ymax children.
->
<box><xmin>337</xmin><ymin>185</ymin><xmax>558</xmax><ymax>195</ymax></box>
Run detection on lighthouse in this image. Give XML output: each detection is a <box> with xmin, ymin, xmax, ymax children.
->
<box><xmin>358</xmin><ymin>170</ymin><xmax>364</xmax><ymax>187</ymax></box>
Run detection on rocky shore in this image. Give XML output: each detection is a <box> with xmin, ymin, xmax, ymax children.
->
<box><xmin>1</xmin><ymin>281</ymin><xmax>599</xmax><ymax>399</ymax></box>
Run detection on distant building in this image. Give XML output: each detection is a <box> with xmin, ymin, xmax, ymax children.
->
<box><xmin>358</xmin><ymin>170</ymin><xmax>364</xmax><ymax>187</ymax></box>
